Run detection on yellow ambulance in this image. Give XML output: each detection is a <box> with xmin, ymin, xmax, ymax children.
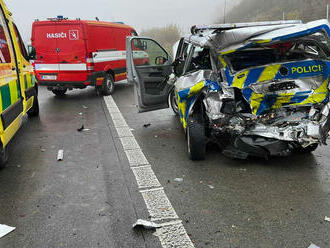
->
<box><xmin>0</xmin><ymin>1</ymin><xmax>39</xmax><ymax>168</ymax></box>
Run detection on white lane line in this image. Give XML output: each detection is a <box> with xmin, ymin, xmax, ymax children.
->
<box><xmin>104</xmin><ymin>95</ymin><xmax>194</xmax><ymax>247</ymax></box>
<box><xmin>125</xmin><ymin>149</ymin><xmax>149</xmax><ymax>166</ymax></box>
<box><xmin>140</xmin><ymin>188</ymin><xmax>179</xmax><ymax>221</ymax></box>
<box><xmin>115</xmin><ymin>127</ymin><xmax>134</xmax><ymax>138</ymax></box>
<box><xmin>131</xmin><ymin>165</ymin><xmax>162</xmax><ymax>189</ymax></box>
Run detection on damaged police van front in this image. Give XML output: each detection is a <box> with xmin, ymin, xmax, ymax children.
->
<box><xmin>126</xmin><ymin>19</ymin><xmax>330</xmax><ymax>160</ymax></box>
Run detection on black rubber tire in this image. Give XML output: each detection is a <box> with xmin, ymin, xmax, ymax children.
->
<box><xmin>296</xmin><ymin>143</ymin><xmax>319</xmax><ymax>153</ymax></box>
<box><xmin>52</xmin><ymin>89</ymin><xmax>67</xmax><ymax>96</ymax></box>
<box><xmin>170</xmin><ymin>90</ymin><xmax>179</xmax><ymax>116</ymax></box>
<box><xmin>27</xmin><ymin>95</ymin><xmax>39</xmax><ymax>117</ymax></box>
<box><xmin>187</xmin><ymin>113</ymin><xmax>206</xmax><ymax>161</ymax></box>
<box><xmin>101</xmin><ymin>73</ymin><xmax>115</xmax><ymax>96</ymax></box>
<box><xmin>0</xmin><ymin>145</ymin><xmax>9</xmax><ymax>169</ymax></box>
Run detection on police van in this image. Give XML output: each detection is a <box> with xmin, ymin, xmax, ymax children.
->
<box><xmin>0</xmin><ymin>1</ymin><xmax>39</xmax><ymax>167</ymax></box>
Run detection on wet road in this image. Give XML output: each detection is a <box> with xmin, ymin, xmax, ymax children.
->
<box><xmin>0</xmin><ymin>84</ymin><xmax>329</xmax><ymax>248</ymax></box>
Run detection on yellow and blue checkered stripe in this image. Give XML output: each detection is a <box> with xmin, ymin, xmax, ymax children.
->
<box><xmin>220</xmin><ymin>56</ymin><xmax>330</xmax><ymax>115</ymax></box>
<box><xmin>177</xmin><ymin>80</ymin><xmax>220</xmax><ymax>128</ymax></box>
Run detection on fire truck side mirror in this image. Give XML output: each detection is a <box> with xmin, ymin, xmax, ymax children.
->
<box><xmin>28</xmin><ymin>45</ymin><xmax>36</xmax><ymax>60</ymax></box>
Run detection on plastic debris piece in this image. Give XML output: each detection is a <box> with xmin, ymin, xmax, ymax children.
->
<box><xmin>82</xmin><ymin>105</ymin><xmax>88</xmax><ymax>109</ymax></box>
<box><xmin>57</xmin><ymin>150</ymin><xmax>64</xmax><ymax>161</ymax></box>
<box><xmin>0</xmin><ymin>224</ymin><xmax>15</xmax><ymax>238</ymax></box>
<box><xmin>174</xmin><ymin>178</ymin><xmax>184</xmax><ymax>183</ymax></box>
<box><xmin>308</xmin><ymin>244</ymin><xmax>320</xmax><ymax>248</ymax></box>
<box><xmin>208</xmin><ymin>185</ymin><xmax>215</xmax><ymax>189</ymax></box>
<box><xmin>132</xmin><ymin>219</ymin><xmax>162</xmax><ymax>230</ymax></box>
<box><xmin>325</xmin><ymin>216</ymin><xmax>330</xmax><ymax>222</ymax></box>
<box><xmin>77</xmin><ymin>125</ymin><xmax>84</xmax><ymax>132</ymax></box>
<box><xmin>78</xmin><ymin>112</ymin><xmax>83</xmax><ymax>116</ymax></box>
<box><xmin>143</xmin><ymin>123</ymin><xmax>151</xmax><ymax>128</ymax></box>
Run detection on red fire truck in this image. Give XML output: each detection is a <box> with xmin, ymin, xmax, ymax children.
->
<box><xmin>31</xmin><ymin>16</ymin><xmax>147</xmax><ymax>96</ymax></box>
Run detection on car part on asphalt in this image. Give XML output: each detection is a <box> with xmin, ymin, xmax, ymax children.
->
<box><xmin>0</xmin><ymin>224</ymin><xmax>15</xmax><ymax>239</ymax></box>
<box><xmin>57</xmin><ymin>149</ymin><xmax>64</xmax><ymax>161</ymax></box>
<box><xmin>132</xmin><ymin>219</ymin><xmax>162</xmax><ymax>230</ymax></box>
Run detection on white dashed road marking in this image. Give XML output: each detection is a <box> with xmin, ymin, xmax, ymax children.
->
<box><xmin>104</xmin><ymin>96</ymin><xmax>194</xmax><ymax>248</ymax></box>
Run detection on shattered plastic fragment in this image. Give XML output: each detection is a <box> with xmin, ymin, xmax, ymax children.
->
<box><xmin>82</xmin><ymin>105</ymin><xmax>88</xmax><ymax>109</ymax></box>
<box><xmin>208</xmin><ymin>185</ymin><xmax>215</xmax><ymax>189</ymax></box>
<box><xmin>132</xmin><ymin>219</ymin><xmax>162</xmax><ymax>230</ymax></box>
<box><xmin>174</xmin><ymin>178</ymin><xmax>184</xmax><ymax>183</ymax></box>
<box><xmin>143</xmin><ymin>123</ymin><xmax>151</xmax><ymax>128</ymax></box>
<box><xmin>325</xmin><ymin>216</ymin><xmax>330</xmax><ymax>222</ymax></box>
<box><xmin>0</xmin><ymin>224</ymin><xmax>15</xmax><ymax>238</ymax></box>
<box><xmin>57</xmin><ymin>150</ymin><xmax>64</xmax><ymax>161</ymax></box>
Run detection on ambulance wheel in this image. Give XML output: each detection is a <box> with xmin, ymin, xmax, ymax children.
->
<box><xmin>27</xmin><ymin>95</ymin><xmax>39</xmax><ymax>117</ymax></box>
<box><xmin>0</xmin><ymin>145</ymin><xmax>8</xmax><ymax>169</ymax></box>
<box><xmin>101</xmin><ymin>74</ymin><xmax>115</xmax><ymax>96</ymax></box>
<box><xmin>52</xmin><ymin>89</ymin><xmax>67</xmax><ymax>96</ymax></box>
<box><xmin>187</xmin><ymin>112</ymin><xmax>206</xmax><ymax>161</ymax></box>
<box><xmin>169</xmin><ymin>90</ymin><xmax>179</xmax><ymax>116</ymax></box>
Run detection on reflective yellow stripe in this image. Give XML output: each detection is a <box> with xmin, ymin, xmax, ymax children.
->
<box><xmin>272</xmin><ymin>93</ymin><xmax>294</xmax><ymax>109</ymax></box>
<box><xmin>188</xmin><ymin>81</ymin><xmax>205</xmax><ymax>97</ymax></box>
<box><xmin>258</xmin><ymin>64</ymin><xmax>281</xmax><ymax>82</ymax></box>
<box><xmin>232</xmin><ymin>70</ymin><xmax>249</xmax><ymax>88</ymax></box>
<box><xmin>250</xmin><ymin>92</ymin><xmax>264</xmax><ymax>115</ymax></box>
<box><xmin>27</xmin><ymin>74</ymin><xmax>32</xmax><ymax>88</ymax></box>
<box><xmin>255</xmin><ymin>39</ymin><xmax>272</xmax><ymax>44</ymax></box>
<box><xmin>296</xmin><ymin>79</ymin><xmax>328</xmax><ymax>105</ymax></box>
<box><xmin>221</xmin><ymin>49</ymin><xmax>236</xmax><ymax>55</ymax></box>
<box><xmin>9</xmin><ymin>79</ymin><xmax>18</xmax><ymax>103</ymax></box>
<box><xmin>218</xmin><ymin>56</ymin><xmax>227</xmax><ymax>68</ymax></box>
<box><xmin>0</xmin><ymin>89</ymin><xmax>2</xmax><ymax>113</ymax></box>
<box><xmin>177</xmin><ymin>94</ymin><xmax>187</xmax><ymax>129</ymax></box>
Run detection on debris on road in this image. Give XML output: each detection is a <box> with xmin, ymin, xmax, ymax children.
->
<box><xmin>78</xmin><ymin>112</ymin><xmax>83</xmax><ymax>116</ymax></box>
<box><xmin>208</xmin><ymin>185</ymin><xmax>215</xmax><ymax>189</ymax></box>
<box><xmin>57</xmin><ymin>150</ymin><xmax>64</xmax><ymax>161</ymax></box>
<box><xmin>132</xmin><ymin>219</ymin><xmax>162</xmax><ymax>230</ymax></box>
<box><xmin>82</xmin><ymin>105</ymin><xmax>88</xmax><ymax>109</ymax></box>
<box><xmin>308</xmin><ymin>244</ymin><xmax>320</xmax><ymax>248</ymax></box>
<box><xmin>0</xmin><ymin>224</ymin><xmax>15</xmax><ymax>238</ymax></box>
<box><xmin>174</xmin><ymin>178</ymin><xmax>184</xmax><ymax>183</ymax></box>
<box><xmin>143</xmin><ymin>123</ymin><xmax>151</xmax><ymax>128</ymax></box>
<box><xmin>77</xmin><ymin>125</ymin><xmax>90</xmax><ymax>132</ymax></box>
<box><xmin>325</xmin><ymin>216</ymin><xmax>330</xmax><ymax>222</ymax></box>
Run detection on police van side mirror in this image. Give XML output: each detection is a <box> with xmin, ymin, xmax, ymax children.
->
<box><xmin>28</xmin><ymin>45</ymin><xmax>36</xmax><ymax>60</ymax></box>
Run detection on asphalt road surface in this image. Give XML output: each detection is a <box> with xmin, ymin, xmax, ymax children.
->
<box><xmin>0</xmin><ymin>83</ymin><xmax>330</xmax><ymax>248</ymax></box>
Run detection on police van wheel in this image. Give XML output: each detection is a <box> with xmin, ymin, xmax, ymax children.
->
<box><xmin>187</xmin><ymin>113</ymin><xmax>206</xmax><ymax>161</ymax></box>
<box><xmin>101</xmin><ymin>74</ymin><xmax>115</xmax><ymax>96</ymax></box>
<box><xmin>169</xmin><ymin>90</ymin><xmax>179</xmax><ymax>116</ymax></box>
<box><xmin>27</xmin><ymin>95</ymin><xmax>40</xmax><ymax>117</ymax></box>
<box><xmin>52</xmin><ymin>89</ymin><xmax>67</xmax><ymax>96</ymax></box>
<box><xmin>0</xmin><ymin>145</ymin><xmax>9</xmax><ymax>169</ymax></box>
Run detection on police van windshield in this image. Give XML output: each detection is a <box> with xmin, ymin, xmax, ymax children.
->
<box><xmin>224</xmin><ymin>32</ymin><xmax>330</xmax><ymax>72</ymax></box>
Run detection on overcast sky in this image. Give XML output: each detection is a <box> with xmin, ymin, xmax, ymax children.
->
<box><xmin>5</xmin><ymin>0</ymin><xmax>229</xmax><ymax>43</ymax></box>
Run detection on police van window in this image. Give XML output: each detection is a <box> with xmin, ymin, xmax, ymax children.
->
<box><xmin>13</xmin><ymin>23</ymin><xmax>28</xmax><ymax>60</ymax></box>
<box><xmin>0</xmin><ymin>14</ymin><xmax>11</xmax><ymax>63</ymax></box>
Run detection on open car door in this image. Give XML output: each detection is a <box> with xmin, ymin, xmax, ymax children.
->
<box><xmin>126</xmin><ymin>37</ymin><xmax>173</xmax><ymax>113</ymax></box>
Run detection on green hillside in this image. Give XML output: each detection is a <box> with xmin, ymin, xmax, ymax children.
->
<box><xmin>219</xmin><ymin>0</ymin><xmax>330</xmax><ymax>23</ymax></box>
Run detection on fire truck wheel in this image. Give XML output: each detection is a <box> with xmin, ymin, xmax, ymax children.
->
<box><xmin>0</xmin><ymin>145</ymin><xmax>8</xmax><ymax>169</ymax></box>
<box><xmin>27</xmin><ymin>95</ymin><xmax>40</xmax><ymax>117</ymax></box>
<box><xmin>52</xmin><ymin>89</ymin><xmax>67</xmax><ymax>96</ymax></box>
<box><xmin>101</xmin><ymin>74</ymin><xmax>115</xmax><ymax>96</ymax></box>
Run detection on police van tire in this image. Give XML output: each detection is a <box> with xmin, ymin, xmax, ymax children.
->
<box><xmin>170</xmin><ymin>90</ymin><xmax>179</xmax><ymax>116</ymax></box>
<box><xmin>27</xmin><ymin>95</ymin><xmax>40</xmax><ymax>117</ymax></box>
<box><xmin>295</xmin><ymin>143</ymin><xmax>318</xmax><ymax>153</ymax></box>
<box><xmin>0</xmin><ymin>145</ymin><xmax>8</xmax><ymax>169</ymax></box>
<box><xmin>101</xmin><ymin>74</ymin><xmax>115</xmax><ymax>96</ymax></box>
<box><xmin>52</xmin><ymin>89</ymin><xmax>67</xmax><ymax>96</ymax></box>
<box><xmin>187</xmin><ymin>113</ymin><xmax>206</xmax><ymax>161</ymax></box>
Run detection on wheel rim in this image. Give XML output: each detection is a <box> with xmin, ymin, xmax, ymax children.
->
<box><xmin>106</xmin><ymin>77</ymin><xmax>113</xmax><ymax>91</ymax></box>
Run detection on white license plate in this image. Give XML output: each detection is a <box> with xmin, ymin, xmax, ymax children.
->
<box><xmin>42</xmin><ymin>75</ymin><xmax>57</xmax><ymax>80</ymax></box>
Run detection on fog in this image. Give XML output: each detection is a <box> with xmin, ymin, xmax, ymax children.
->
<box><xmin>5</xmin><ymin>0</ymin><xmax>228</xmax><ymax>43</ymax></box>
